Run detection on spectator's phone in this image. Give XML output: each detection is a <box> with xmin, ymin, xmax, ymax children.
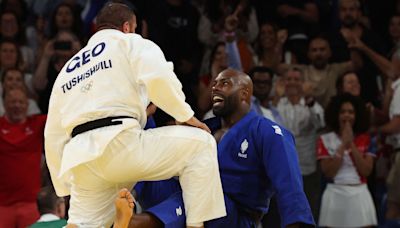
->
<box><xmin>54</xmin><ymin>41</ymin><xmax>72</xmax><ymax>50</ymax></box>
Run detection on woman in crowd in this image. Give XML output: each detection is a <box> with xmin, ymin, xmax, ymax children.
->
<box><xmin>33</xmin><ymin>30</ymin><xmax>81</xmax><ymax>113</ymax></box>
<box><xmin>0</xmin><ymin>39</ymin><xmax>37</xmax><ymax>99</ymax></box>
<box><xmin>336</xmin><ymin>71</ymin><xmax>361</xmax><ymax>97</ymax></box>
<box><xmin>47</xmin><ymin>3</ymin><xmax>84</xmax><ymax>42</ymax></box>
<box><xmin>0</xmin><ymin>10</ymin><xmax>34</xmax><ymax>73</ymax></box>
<box><xmin>317</xmin><ymin>93</ymin><xmax>377</xmax><ymax>227</ymax></box>
<box><xmin>253</xmin><ymin>21</ymin><xmax>288</xmax><ymax>69</ymax></box>
<box><xmin>0</xmin><ymin>68</ymin><xmax>40</xmax><ymax>116</ymax></box>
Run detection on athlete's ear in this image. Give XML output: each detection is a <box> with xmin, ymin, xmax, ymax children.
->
<box><xmin>240</xmin><ymin>88</ymin><xmax>249</xmax><ymax>100</ymax></box>
<box><xmin>122</xmin><ymin>21</ymin><xmax>130</xmax><ymax>33</ymax></box>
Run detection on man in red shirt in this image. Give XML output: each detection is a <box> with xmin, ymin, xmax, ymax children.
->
<box><xmin>0</xmin><ymin>88</ymin><xmax>47</xmax><ymax>228</ymax></box>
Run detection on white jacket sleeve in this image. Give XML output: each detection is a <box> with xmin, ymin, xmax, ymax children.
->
<box><xmin>44</xmin><ymin>89</ymin><xmax>71</xmax><ymax>196</ymax></box>
<box><xmin>135</xmin><ymin>39</ymin><xmax>194</xmax><ymax>122</ymax></box>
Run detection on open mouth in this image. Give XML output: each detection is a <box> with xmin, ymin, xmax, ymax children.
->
<box><xmin>212</xmin><ymin>95</ymin><xmax>224</xmax><ymax>106</ymax></box>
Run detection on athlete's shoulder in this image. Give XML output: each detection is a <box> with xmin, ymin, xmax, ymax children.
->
<box><xmin>125</xmin><ymin>33</ymin><xmax>159</xmax><ymax>47</ymax></box>
<box><xmin>256</xmin><ymin>115</ymin><xmax>289</xmax><ymax>136</ymax></box>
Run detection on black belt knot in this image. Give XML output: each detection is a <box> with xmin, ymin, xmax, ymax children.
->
<box><xmin>71</xmin><ymin>116</ymin><xmax>134</xmax><ymax>138</ymax></box>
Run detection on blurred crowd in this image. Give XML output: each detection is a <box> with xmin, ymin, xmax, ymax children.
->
<box><xmin>0</xmin><ymin>0</ymin><xmax>399</xmax><ymax>227</ymax></box>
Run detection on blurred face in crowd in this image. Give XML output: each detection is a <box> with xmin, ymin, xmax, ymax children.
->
<box><xmin>284</xmin><ymin>69</ymin><xmax>303</xmax><ymax>97</ymax></box>
<box><xmin>252</xmin><ymin>71</ymin><xmax>272</xmax><ymax>101</ymax></box>
<box><xmin>259</xmin><ymin>24</ymin><xmax>277</xmax><ymax>50</ymax></box>
<box><xmin>213</xmin><ymin>44</ymin><xmax>228</xmax><ymax>69</ymax></box>
<box><xmin>308</xmin><ymin>38</ymin><xmax>331</xmax><ymax>69</ymax></box>
<box><xmin>4</xmin><ymin>89</ymin><xmax>28</xmax><ymax>124</ymax></box>
<box><xmin>339</xmin><ymin>0</ymin><xmax>361</xmax><ymax>28</ymax></box>
<box><xmin>55</xmin><ymin>5</ymin><xmax>74</xmax><ymax>30</ymax></box>
<box><xmin>2</xmin><ymin>0</ymin><xmax>25</xmax><ymax>19</ymax></box>
<box><xmin>3</xmin><ymin>69</ymin><xmax>24</xmax><ymax>91</ymax></box>
<box><xmin>339</xmin><ymin>102</ymin><xmax>355</xmax><ymax>129</ymax></box>
<box><xmin>389</xmin><ymin>15</ymin><xmax>400</xmax><ymax>43</ymax></box>
<box><xmin>211</xmin><ymin>70</ymin><xmax>243</xmax><ymax>117</ymax></box>
<box><xmin>0</xmin><ymin>42</ymin><xmax>18</xmax><ymax>69</ymax></box>
<box><xmin>36</xmin><ymin>15</ymin><xmax>47</xmax><ymax>33</ymax></box>
<box><xmin>342</xmin><ymin>73</ymin><xmax>361</xmax><ymax>96</ymax></box>
<box><xmin>1</xmin><ymin>12</ymin><xmax>18</xmax><ymax>38</ymax></box>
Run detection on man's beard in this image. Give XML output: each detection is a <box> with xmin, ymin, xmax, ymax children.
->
<box><xmin>213</xmin><ymin>94</ymin><xmax>239</xmax><ymax>117</ymax></box>
<box><xmin>313</xmin><ymin>58</ymin><xmax>328</xmax><ymax>69</ymax></box>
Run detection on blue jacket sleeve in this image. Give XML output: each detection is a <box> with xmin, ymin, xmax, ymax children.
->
<box><xmin>145</xmin><ymin>191</ymin><xmax>186</xmax><ymax>228</ymax></box>
<box><xmin>259</xmin><ymin>123</ymin><xmax>315</xmax><ymax>227</ymax></box>
<box><xmin>135</xmin><ymin>179</ymin><xmax>181</xmax><ymax>210</ymax></box>
<box><xmin>225</xmin><ymin>41</ymin><xmax>242</xmax><ymax>71</ymax></box>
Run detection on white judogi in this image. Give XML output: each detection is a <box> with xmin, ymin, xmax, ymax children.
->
<box><xmin>45</xmin><ymin>29</ymin><xmax>226</xmax><ymax>227</ymax></box>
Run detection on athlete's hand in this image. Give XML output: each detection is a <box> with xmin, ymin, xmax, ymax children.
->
<box><xmin>177</xmin><ymin>116</ymin><xmax>211</xmax><ymax>133</ymax></box>
<box><xmin>43</xmin><ymin>40</ymin><xmax>55</xmax><ymax>59</ymax></box>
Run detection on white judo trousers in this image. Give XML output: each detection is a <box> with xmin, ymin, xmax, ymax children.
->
<box><xmin>67</xmin><ymin>120</ymin><xmax>225</xmax><ymax>227</ymax></box>
<box><xmin>44</xmin><ymin>29</ymin><xmax>226</xmax><ymax>228</ymax></box>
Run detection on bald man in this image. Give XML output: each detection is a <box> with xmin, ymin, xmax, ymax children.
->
<box><xmin>125</xmin><ymin>69</ymin><xmax>315</xmax><ymax>228</ymax></box>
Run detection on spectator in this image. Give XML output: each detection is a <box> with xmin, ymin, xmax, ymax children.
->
<box><xmin>0</xmin><ymin>88</ymin><xmax>47</xmax><ymax>228</ymax></box>
<box><xmin>33</xmin><ymin>30</ymin><xmax>81</xmax><ymax>113</ymax></box>
<box><xmin>388</xmin><ymin>14</ymin><xmax>400</xmax><ymax>57</ymax></box>
<box><xmin>344</xmin><ymin>34</ymin><xmax>398</xmax><ymax>133</ymax></box>
<box><xmin>29</xmin><ymin>186</ymin><xmax>67</xmax><ymax>228</ymax></box>
<box><xmin>336</xmin><ymin>71</ymin><xmax>361</xmax><ymax>97</ymax></box>
<box><xmin>335</xmin><ymin>71</ymin><xmax>394</xmax><ymax>219</ymax></box>
<box><xmin>0</xmin><ymin>39</ymin><xmax>25</xmax><ymax>74</ymax></box>
<box><xmin>317</xmin><ymin>93</ymin><xmax>377</xmax><ymax>227</ymax></box>
<box><xmin>0</xmin><ymin>68</ymin><xmax>40</xmax><ymax>116</ymax></box>
<box><xmin>276</xmin><ymin>0</ymin><xmax>319</xmax><ymax>64</ymax></box>
<box><xmin>276</xmin><ymin>67</ymin><xmax>324</xmax><ymax>220</ymax></box>
<box><xmin>0</xmin><ymin>0</ymin><xmax>28</xmax><ymax>23</ymax></box>
<box><xmin>249</xmin><ymin>66</ymin><xmax>283</xmax><ymax>124</ymax></box>
<box><xmin>375</xmin><ymin>51</ymin><xmax>400</xmax><ymax>222</ymax></box>
<box><xmin>253</xmin><ymin>22</ymin><xmax>287</xmax><ymax>70</ymax></box>
<box><xmin>279</xmin><ymin>36</ymin><xmax>360</xmax><ymax>108</ymax></box>
<box><xmin>329</xmin><ymin>0</ymin><xmax>386</xmax><ymax>107</ymax></box>
<box><xmin>47</xmin><ymin>3</ymin><xmax>84</xmax><ymax>42</ymax></box>
<box><xmin>0</xmin><ymin>10</ymin><xmax>35</xmax><ymax>73</ymax></box>
<box><xmin>198</xmin><ymin>0</ymin><xmax>258</xmax><ymax>74</ymax></box>
<box><xmin>362</xmin><ymin>0</ymin><xmax>394</xmax><ymax>40</ymax></box>
<box><xmin>0</xmin><ymin>40</ymin><xmax>37</xmax><ymax>98</ymax></box>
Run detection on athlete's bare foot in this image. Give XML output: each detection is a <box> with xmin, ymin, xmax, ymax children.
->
<box><xmin>114</xmin><ymin>188</ymin><xmax>135</xmax><ymax>228</ymax></box>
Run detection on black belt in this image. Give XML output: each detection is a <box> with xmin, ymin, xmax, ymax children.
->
<box><xmin>71</xmin><ymin>116</ymin><xmax>134</xmax><ymax>138</ymax></box>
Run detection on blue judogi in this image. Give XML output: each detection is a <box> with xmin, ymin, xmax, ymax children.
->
<box><xmin>136</xmin><ymin>111</ymin><xmax>315</xmax><ymax>227</ymax></box>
